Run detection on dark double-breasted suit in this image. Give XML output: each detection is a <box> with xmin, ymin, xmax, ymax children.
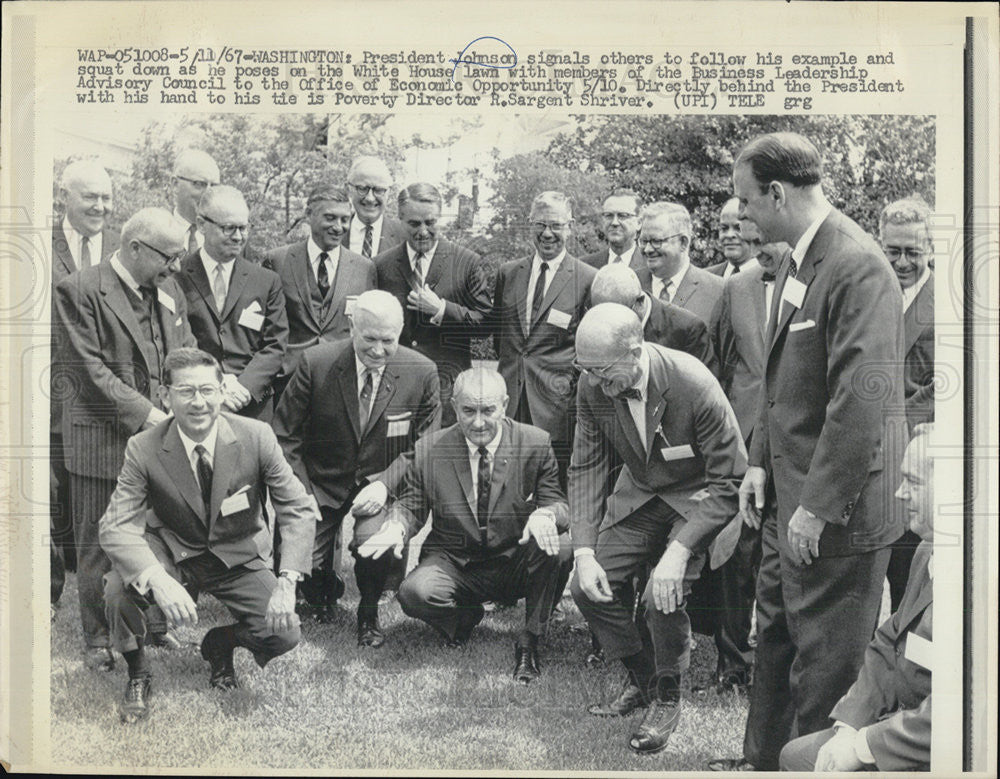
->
<box><xmin>743</xmin><ymin>209</ymin><xmax>907</xmax><ymax>769</ymax></box>
<box><xmin>178</xmin><ymin>253</ymin><xmax>288</xmax><ymax>422</ymax></box>
<box><xmin>263</xmin><ymin>241</ymin><xmax>376</xmax><ymax>379</ymax></box>
<box><xmin>99</xmin><ymin>414</ymin><xmax>317</xmax><ymax>665</ymax></box>
<box><xmin>54</xmin><ymin>262</ymin><xmax>196</xmax><ymax>648</ymax></box>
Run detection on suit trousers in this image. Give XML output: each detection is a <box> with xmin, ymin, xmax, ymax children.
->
<box><xmin>398</xmin><ymin>535</ymin><xmax>572</xmax><ymax>639</ymax></box>
<box><xmin>70</xmin><ymin>473</ymin><xmax>116</xmax><ymax>648</ymax></box>
<box><xmin>688</xmin><ymin>519</ymin><xmax>761</xmax><ymax>685</ymax></box>
<box><xmin>779</xmin><ymin>727</ymin><xmax>879</xmax><ymax>772</ymax></box>
<box><xmin>104</xmin><ymin>551</ymin><xmax>299</xmax><ymax>667</ymax></box>
<box><xmin>743</xmin><ymin>508</ymin><xmax>890</xmax><ymax>770</ymax></box>
<box><xmin>571</xmin><ymin>497</ymin><xmax>705</xmax><ymax>677</ymax></box>
<box><xmin>515</xmin><ymin>386</ymin><xmax>572</xmax><ymax>491</ymax></box>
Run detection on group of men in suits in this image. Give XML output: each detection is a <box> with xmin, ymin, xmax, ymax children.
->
<box><xmin>50</xmin><ymin>131</ymin><xmax>936</xmax><ymax>760</ymax></box>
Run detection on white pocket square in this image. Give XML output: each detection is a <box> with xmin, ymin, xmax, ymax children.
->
<box><xmin>789</xmin><ymin>319</ymin><xmax>815</xmax><ymax>332</ymax></box>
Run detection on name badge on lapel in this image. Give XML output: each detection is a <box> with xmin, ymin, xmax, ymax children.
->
<box><xmin>238</xmin><ymin>301</ymin><xmax>265</xmax><ymax>331</ymax></box>
<box><xmin>782</xmin><ymin>276</ymin><xmax>807</xmax><ymax>309</ymax></box>
<box><xmin>220</xmin><ymin>488</ymin><xmax>251</xmax><ymax>516</ymax></box>
<box><xmin>546</xmin><ymin>309</ymin><xmax>572</xmax><ymax>330</ymax></box>
<box><xmin>661</xmin><ymin>444</ymin><xmax>695</xmax><ymax>462</ymax></box>
<box><xmin>157</xmin><ymin>289</ymin><xmax>177</xmax><ymax>314</ymax></box>
<box><xmin>904</xmin><ymin>631</ymin><xmax>933</xmax><ymax>671</ymax></box>
<box><xmin>386</xmin><ymin>412</ymin><xmax>411</xmax><ymax>437</ymax></box>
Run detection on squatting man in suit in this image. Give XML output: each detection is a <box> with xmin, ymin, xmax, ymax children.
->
<box><xmin>179</xmin><ymin>185</ymin><xmax>288</xmax><ymax>422</ymax></box>
<box><xmin>780</xmin><ymin>423</ymin><xmax>934</xmax><ymax>772</ymax></box>
<box><xmin>358</xmin><ymin>368</ymin><xmax>572</xmax><ymax>683</ymax></box>
<box><xmin>569</xmin><ymin>304</ymin><xmax>746</xmax><ymax>755</ymax></box>
<box><xmin>54</xmin><ymin>207</ymin><xmax>195</xmax><ymax>670</ymax></box>
<box><xmin>709</xmin><ymin>132</ymin><xmax>906</xmax><ymax>771</ymax></box>
<box><xmin>273</xmin><ymin>290</ymin><xmax>440</xmax><ymax>643</ymax></box>
<box><xmin>99</xmin><ymin>348</ymin><xmax>317</xmax><ymax>723</ymax></box>
<box><xmin>171</xmin><ymin>149</ymin><xmax>221</xmax><ymax>254</ymax></box>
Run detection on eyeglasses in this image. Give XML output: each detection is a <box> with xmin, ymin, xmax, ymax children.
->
<box><xmin>602</xmin><ymin>212</ymin><xmax>637</xmax><ymax>222</ymax></box>
<box><xmin>573</xmin><ymin>351</ymin><xmax>632</xmax><ymax>378</ymax></box>
<box><xmin>349</xmin><ymin>183</ymin><xmax>388</xmax><ymax>198</ymax></box>
<box><xmin>639</xmin><ymin>233</ymin><xmax>684</xmax><ymax>249</ymax></box>
<box><xmin>531</xmin><ymin>221</ymin><xmax>570</xmax><ymax>233</ymax></box>
<box><xmin>135</xmin><ymin>239</ymin><xmax>185</xmax><ymax>264</ymax></box>
<box><xmin>883</xmin><ymin>247</ymin><xmax>926</xmax><ymax>261</ymax></box>
<box><xmin>169</xmin><ymin>384</ymin><xmax>222</xmax><ymax>401</ymax></box>
<box><xmin>200</xmin><ymin>214</ymin><xmax>249</xmax><ymax>237</ymax></box>
<box><xmin>176</xmin><ymin>175</ymin><xmax>216</xmax><ymax>190</ymax></box>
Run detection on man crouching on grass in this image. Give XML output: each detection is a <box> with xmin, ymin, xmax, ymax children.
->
<box><xmin>99</xmin><ymin>348</ymin><xmax>317</xmax><ymax>723</ymax></box>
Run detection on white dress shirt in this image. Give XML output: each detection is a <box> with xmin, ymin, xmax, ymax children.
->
<box><xmin>177</xmin><ymin>423</ymin><xmax>220</xmax><ymax>479</ymax></box>
<box><xmin>525</xmin><ymin>249</ymin><xmax>566</xmax><ymax>324</ymax></box>
<box><xmin>199</xmin><ymin>247</ymin><xmax>236</xmax><ymax>290</ymax></box>
<box><xmin>62</xmin><ymin>216</ymin><xmax>103</xmax><ymax>270</ymax></box>
<box><xmin>652</xmin><ymin>258</ymin><xmax>691</xmax><ymax>303</ymax></box>
<box><xmin>350</xmin><ymin>215</ymin><xmax>384</xmax><ymax>254</ymax></box>
<box><xmin>724</xmin><ymin>256</ymin><xmax>759</xmax><ymax>279</ymax></box>
<box><xmin>173</xmin><ymin>209</ymin><xmax>204</xmax><ymax>251</ymax></box>
<box><xmin>307</xmin><ymin>236</ymin><xmax>340</xmax><ymax>287</ymax></box>
<box><xmin>609</xmin><ymin>244</ymin><xmax>638</xmax><ymax>267</ymax></box>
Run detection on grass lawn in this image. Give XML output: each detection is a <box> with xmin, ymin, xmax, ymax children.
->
<box><xmin>50</xmin><ymin>530</ymin><xmax>748</xmax><ymax>773</ymax></box>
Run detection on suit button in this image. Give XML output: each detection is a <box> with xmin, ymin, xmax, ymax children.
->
<box><xmin>180</xmin><ymin>551</ymin><xmax>188</xmax><ymax>558</ymax></box>
<box><xmin>411</xmin><ymin>340</ymin><xmax>418</xmax><ymax>347</ymax></box>
<box><xmin>768</xmin><ymin>400</ymin><xmax>775</xmax><ymax>408</ymax></box>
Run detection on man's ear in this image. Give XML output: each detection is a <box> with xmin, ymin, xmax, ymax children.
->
<box><xmin>158</xmin><ymin>384</ymin><xmax>171</xmax><ymax>412</ymax></box>
<box><xmin>768</xmin><ymin>181</ymin><xmax>786</xmax><ymax>207</ymax></box>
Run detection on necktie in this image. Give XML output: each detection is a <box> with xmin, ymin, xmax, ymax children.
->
<box><xmin>658</xmin><ymin>280</ymin><xmax>673</xmax><ymax>304</ymax></box>
<box><xmin>188</xmin><ymin>224</ymin><xmax>199</xmax><ymax>255</ymax></box>
<box><xmin>612</xmin><ymin>254</ymin><xmax>622</xmax><ymax>264</ymax></box>
<box><xmin>787</xmin><ymin>257</ymin><xmax>799</xmax><ymax>279</ymax></box>
<box><xmin>362</xmin><ymin>224</ymin><xmax>374</xmax><ymax>258</ymax></box>
<box><xmin>530</xmin><ymin>261</ymin><xmax>549</xmax><ymax>323</ymax></box>
<box><xmin>358</xmin><ymin>369</ymin><xmax>374</xmax><ymax>432</ymax></box>
<box><xmin>731</xmin><ymin>263</ymin><xmax>741</xmax><ymax>275</ymax></box>
<box><xmin>476</xmin><ymin>445</ymin><xmax>491</xmax><ymax>544</ymax></box>
<box><xmin>213</xmin><ymin>262</ymin><xmax>227</xmax><ymax>313</ymax></box>
<box><xmin>80</xmin><ymin>236</ymin><xmax>92</xmax><ymax>268</ymax></box>
<box><xmin>194</xmin><ymin>444</ymin><xmax>213</xmax><ymax>520</ymax></box>
<box><xmin>761</xmin><ymin>271</ymin><xmax>776</xmax><ymax>283</ymax></box>
<box><xmin>412</xmin><ymin>252</ymin><xmax>426</xmax><ymax>288</ymax></box>
<box><xmin>619</xmin><ymin>387</ymin><xmax>642</xmax><ymax>402</ymax></box>
<box><xmin>317</xmin><ymin>252</ymin><xmax>331</xmax><ymax>298</ymax></box>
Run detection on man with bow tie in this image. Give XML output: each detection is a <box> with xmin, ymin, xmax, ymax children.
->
<box><xmin>569</xmin><ymin>304</ymin><xmax>746</xmax><ymax>755</ymax></box>
<box><xmin>374</xmin><ymin>182</ymin><xmax>492</xmax><ymax>426</ymax></box>
<box><xmin>273</xmin><ymin>290</ymin><xmax>440</xmax><ymax>644</ymax></box>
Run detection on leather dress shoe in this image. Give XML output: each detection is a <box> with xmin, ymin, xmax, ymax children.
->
<box><xmin>447</xmin><ymin>603</ymin><xmax>485</xmax><ymax>647</ymax></box>
<box><xmin>357</xmin><ymin>614</ymin><xmax>385</xmax><ymax>648</ymax></box>
<box><xmin>587</xmin><ymin>682</ymin><xmax>649</xmax><ymax>717</ymax></box>
<box><xmin>512</xmin><ymin>644</ymin><xmax>540</xmax><ymax>684</ymax></box>
<box><xmin>708</xmin><ymin>757</ymin><xmax>757</xmax><ymax>771</ymax></box>
<box><xmin>200</xmin><ymin>627</ymin><xmax>239</xmax><ymax>690</ymax></box>
<box><xmin>628</xmin><ymin>696</ymin><xmax>682</xmax><ymax>755</ymax></box>
<box><xmin>83</xmin><ymin>646</ymin><xmax>115</xmax><ymax>672</ymax></box>
<box><xmin>120</xmin><ymin>675</ymin><xmax>152</xmax><ymax>723</ymax></box>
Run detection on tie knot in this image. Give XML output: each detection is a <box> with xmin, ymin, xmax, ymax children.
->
<box><xmin>477</xmin><ymin>445</ymin><xmax>490</xmax><ymax>459</ymax></box>
<box><xmin>761</xmin><ymin>271</ymin><xmax>776</xmax><ymax>283</ymax></box>
<box><xmin>539</xmin><ymin>261</ymin><xmax>549</xmax><ymax>272</ymax></box>
<box><xmin>318</xmin><ymin>251</ymin><xmax>329</xmax><ymax>262</ymax></box>
<box><xmin>195</xmin><ymin>444</ymin><xmax>208</xmax><ymax>458</ymax></box>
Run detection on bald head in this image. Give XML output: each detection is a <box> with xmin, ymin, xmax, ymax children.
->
<box><xmin>577</xmin><ymin>304</ymin><xmax>643</xmax><ymax>359</ymax></box>
<box><xmin>197</xmin><ymin>185</ymin><xmax>249</xmax><ymax>262</ymax></box>
<box><xmin>453</xmin><ymin>368</ymin><xmax>508</xmax><ymax>406</ymax></box>
<box><xmin>60</xmin><ymin>160</ymin><xmax>113</xmax><ymax>237</ymax></box>
<box><xmin>172</xmin><ymin>149</ymin><xmax>220</xmax><ymax>223</ymax></box>
<box><xmin>119</xmin><ymin>207</ymin><xmax>186</xmax><ymax>288</ymax></box>
<box><xmin>591</xmin><ymin>264</ymin><xmax>644</xmax><ymax>313</ymax></box>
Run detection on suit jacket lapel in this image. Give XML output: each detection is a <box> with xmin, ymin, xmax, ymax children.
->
<box><xmin>612</xmin><ymin>396</ymin><xmax>646</xmax><ymax>462</ymax></box>
<box><xmin>322</xmin><ymin>248</ymin><xmax>352</xmax><ymax>330</ymax></box>
<box><xmin>158</xmin><ymin>422</ymin><xmax>205</xmax><ymax>522</ymax></box>
<box><xmin>184</xmin><ymin>254</ymin><xmax>219</xmax><ymax>322</ymax></box>
<box><xmin>644</xmin><ymin>378</ymin><xmax>670</xmax><ymax>462</ymax></box>
<box><xmin>363</xmin><ymin>365</ymin><xmax>396</xmax><ymax>437</ymax></box>
<box><xmin>208</xmin><ymin>416</ymin><xmax>240</xmax><ymax>529</ymax></box>
<box><xmin>337</xmin><ymin>350</ymin><xmax>363</xmax><ymax>441</ymax></box>
<box><xmin>290</xmin><ymin>242</ymin><xmax>321</xmax><ymax>330</ymax></box>
<box><xmin>53</xmin><ymin>224</ymin><xmax>77</xmax><ymax>276</ymax></box>
<box><xmin>450</xmin><ymin>429</ymin><xmax>477</xmax><ymax>518</ymax></box>
<box><xmin>757</xmin><ymin>277</ymin><xmax>770</xmax><ymax>344</ymax></box>
<box><xmin>673</xmin><ymin>268</ymin><xmax>698</xmax><ymax>309</ymax></box>
<box><xmin>904</xmin><ymin>278</ymin><xmax>933</xmax><ymax>354</ymax></box>
<box><xmin>512</xmin><ymin>259</ymin><xmax>532</xmax><ymax>338</ymax></box>
<box><xmin>221</xmin><ymin>258</ymin><xmax>250</xmax><ymax>321</ymax></box>
<box><xmin>487</xmin><ymin>426</ymin><xmax>512</xmax><ymax>518</ymax></box>
<box><xmin>424</xmin><ymin>241</ymin><xmax>449</xmax><ymax>291</ymax></box>
<box><xmin>531</xmin><ymin>258</ymin><xmax>572</xmax><ymax>330</ymax></box>
<box><xmin>768</xmin><ymin>221</ymin><xmax>827</xmax><ymax>355</ymax></box>
<box><xmin>99</xmin><ymin>265</ymin><xmax>149</xmax><ymax>361</ymax></box>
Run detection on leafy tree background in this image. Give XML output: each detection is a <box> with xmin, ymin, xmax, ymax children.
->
<box><xmin>55</xmin><ymin>113</ymin><xmax>934</xmax><ymax>271</ymax></box>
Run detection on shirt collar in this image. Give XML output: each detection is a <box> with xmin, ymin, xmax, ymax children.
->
<box><xmin>666</xmin><ymin>256</ymin><xmax>691</xmax><ymax>291</ymax></box>
<box><xmin>611</xmin><ymin>244</ymin><xmax>636</xmax><ymax>265</ymax></box>
<box><xmin>176</xmin><ymin>421</ymin><xmax>220</xmax><ymax>464</ymax></box>
<box><xmin>638</xmin><ymin>294</ymin><xmax>652</xmax><ymax>328</ymax></box>
<box><xmin>791</xmin><ymin>203</ymin><xmax>833</xmax><ymax>264</ymax></box>
<box><xmin>466</xmin><ymin>424</ymin><xmax>504</xmax><ymax>458</ymax></box>
<box><xmin>354</xmin><ymin>353</ymin><xmax>386</xmax><ymax>381</ymax></box>
<box><xmin>110</xmin><ymin>252</ymin><xmax>143</xmax><ymax>298</ymax></box>
<box><xmin>63</xmin><ymin>216</ymin><xmax>102</xmax><ymax>261</ymax></box>
<box><xmin>532</xmin><ymin>249</ymin><xmax>566</xmax><ymax>272</ymax></box>
<box><xmin>352</xmin><ymin>214</ymin><xmax>383</xmax><ymax>242</ymax></box>
<box><xmin>631</xmin><ymin>345</ymin><xmax>652</xmax><ymax>400</ymax></box>
<box><xmin>407</xmin><ymin>241</ymin><xmax>438</xmax><ymax>267</ymax></box>
<box><xmin>199</xmin><ymin>247</ymin><xmax>235</xmax><ymax>281</ymax></box>
<box><xmin>307</xmin><ymin>236</ymin><xmax>340</xmax><ymax>266</ymax></box>
<box><xmin>726</xmin><ymin>256</ymin><xmax>759</xmax><ymax>277</ymax></box>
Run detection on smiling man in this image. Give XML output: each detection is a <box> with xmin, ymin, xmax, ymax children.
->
<box><xmin>341</xmin><ymin>155</ymin><xmax>408</xmax><ymax>257</ymax></box>
<box><xmin>53</xmin><ymin>159</ymin><xmax>117</xmax><ymax>281</ymax></box>
<box><xmin>582</xmin><ymin>189</ymin><xmax>645</xmax><ymax>272</ymax></box>
<box><xmin>99</xmin><ymin>348</ymin><xmax>317</xmax><ymax>723</ymax></box>
<box><xmin>171</xmin><ymin>149</ymin><xmax>221</xmax><ymax>255</ymax></box>
<box><xmin>375</xmin><ymin>182</ymin><xmax>492</xmax><ymax>425</ymax></box>
<box><xmin>265</xmin><ymin>184</ymin><xmax>376</xmax><ymax>390</ymax></box>
<box><xmin>568</xmin><ymin>304</ymin><xmax>746</xmax><ymax>755</ymax></box>
<box><xmin>273</xmin><ymin>290</ymin><xmax>440</xmax><ymax>642</ymax></box>
<box><xmin>490</xmin><ymin>191</ymin><xmax>597</xmax><ymax>486</ymax></box>
<box><xmin>360</xmin><ymin>367</ymin><xmax>571</xmax><ymax>682</ymax></box>
<box><xmin>54</xmin><ymin>208</ymin><xmax>196</xmax><ymax>670</ymax></box>
<box><xmin>707</xmin><ymin>198</ymin><xmax>758</xmax><ymax>278</ymax></box>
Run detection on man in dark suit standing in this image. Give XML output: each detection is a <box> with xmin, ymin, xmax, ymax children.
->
<box><xmin>178</xmin><ymin>186</ymin><xmax>288</xmax><ymax>423</ymax></box>
<box><xmin>689</xmin><ymin>225</ymin><xmax>788</xmax><ymax>696</ymax></box>
<box><xmin>636</xmin><ymin>202</ymin><xmax>724</xmax><ymax>326</ymax></box>
<box><xmin>170</xmin><ymin>149</ymin><xmax>220</xmax><ymax>255</ymax></box>
<box><xmin>780</xmin><ymin>424</ymin><xmax>934</xmax><ymax>772</ymax></box>
<box><xmin>581</xmin><ymin>189</ymin><xmax>645</xmax><ymax>272</ymax></box>
<box><xmin>491</xmin><ymin>191</ymin><xmax>597</xmax><ymax>485</ymax></box>
<box><xmin>709</xmin><ymin>132</ymin><xmax>907</xmax><ymax>771</ymax></box>
<box><xmin>880</xmin><ymin>196</ymin><xmax>935</xmax><ymax>611</ymax></box>
<box><xmin>570</xmin><ymin>304</ymin><xmax>746</xmax><ymax>755</ymax></box>
<box><xmin>706</xmin><ymin>198</ymin><xmax>759</xmax><ymax>278</ymax></box>
<box><xmin>51</xmin><ymin>160</ymin><xmax>118</xmax><ymax>587</ymax></box>
<box><xmin>375</xmin><ymin>182</ymin><xmax>492</xmax><ymax>425</ymax></box>
<box><xmin>264</xmin><ymin>184</ymin><xmax>376</xmax><ymax>388</ymax></box>
<box><xmin>100</xmin><ymin>348</ymin><xmax>317</xmax><ymax>723</ymax></box>
<box><xmin>342</xmin><ymin>156</ymin><xmax>408</xmax><ymax>258</ymax></box>
<box><xmin>54</xmin><ymin>208</ymin><xmax>196</xmax><ymax>670</ymax></box>
<box><xmin>590</xmin><ymin>263</ymin><xmax>717</xmax><ymax>375</ymax></box>
<box><xmin>273</xmin><ymin>290</ymin><xmax>441</xmax><ymax>645</ymax></box>
<box><xmin>359</xmin><ymin>368</ymin><xmax>571</xmax><ymax>682</ymax></box>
